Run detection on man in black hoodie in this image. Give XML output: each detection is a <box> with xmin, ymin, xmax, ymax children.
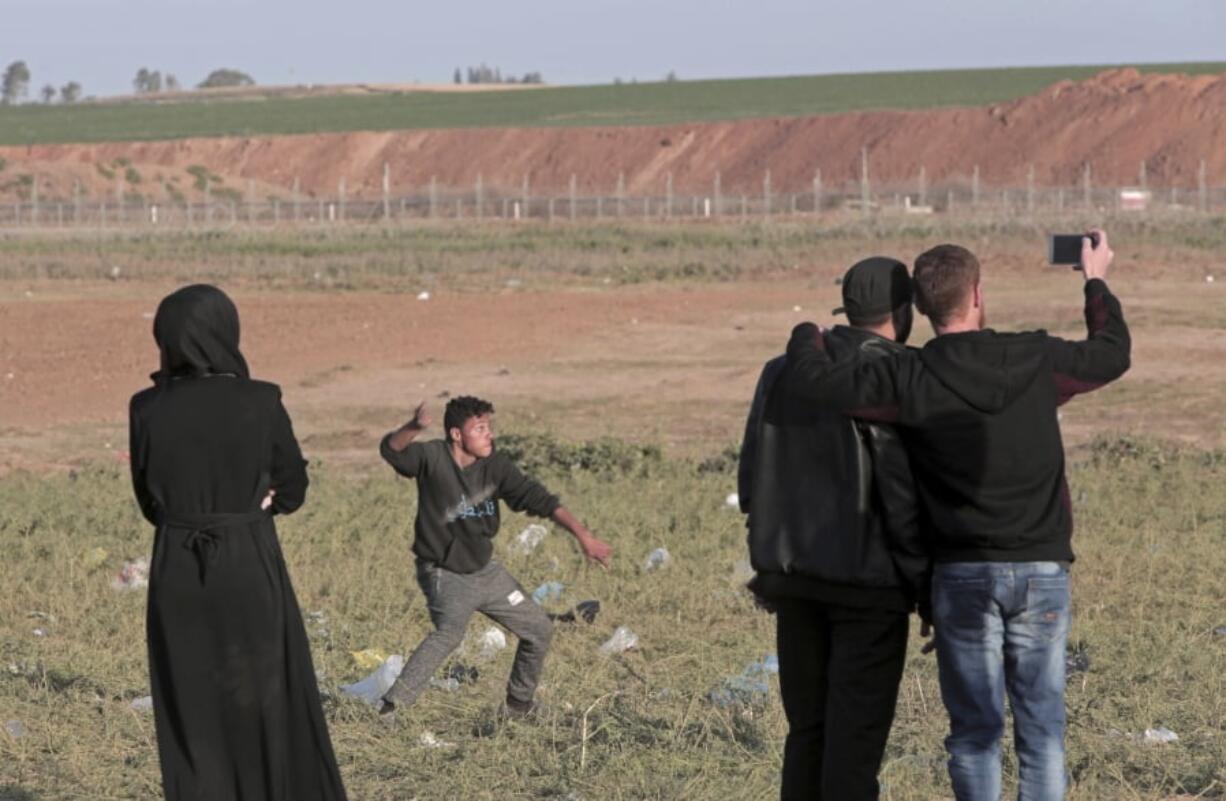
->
<box><xmin>780</xmin><ymin>231</ymin><xmax>1129</xmax><ymax>801</ymax></box>
<box><xmin>739</xmin><ymin>257</ymin><xmax>931</xmax><ymax>801</ymax></box>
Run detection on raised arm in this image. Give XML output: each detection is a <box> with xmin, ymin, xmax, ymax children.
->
<box><xmin>497</xmin><ymin>458</ymin><xmax>612</xmax><ymax>567</ymax></box>
<box><xmin>1048</xmin><ymin>230</ymin><xmax>1131</xmax><ymax>404</ymax></box>
<box><xmin>380</xmin><ymin>402</ymin><xmax>431</xmax><ymax>477</ymax></box>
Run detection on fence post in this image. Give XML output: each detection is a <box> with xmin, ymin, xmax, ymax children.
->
<box><xmin>860</xmin><ymin>148</ymin><xmax>870</xmax><ymax>215</ymax></box>
<box><xmin>714</xmin><ymin>171</ymin><xmax>722</xmax><ymax>216</ymax></box>
<box><xmin>1198</xmin><ymin>158</ymin><xmax>1208</xmax><ymax>213</ymax></box>
<box><xmin>1082</xmin><ymin>163</ymin><xmax>1092</xmax><ymax>208</ymax></box>
<box><xmin>30</xmin><ymin>179</ymin><xmax>39</xmax><ymax>226</ymax></box>
<box><xmin>972</xmin><ymin>165</ymin><xmax>980</xmax><ymax>208</ymax></box>
<box><xmin>115</xmin><ymin>175</ymin><xmax>123</xmax><ymax>224</ymax></box>
<box><xmin>570</xmin><ymin>173</ymin><xmax>577</xmax><ymax>221</ymax></box>
<box><xmin>383</xmin><ymin>163</ymin><xmax>391</xmax><ymax>221</ymax></box>
<box><xmin>205</xmin><ymin>179</ymin><xmax>212</xmax><ymax>224</ymax></box>
<box><xmin>429</xmin><ymin>176</ymin><xmax>437</xmax><ymax>219</ymax></box>
<box><xmin>918</xmin><ymin>165</ymin><xmax>927</xmax><ymax>207</ymax></box>
<box><xmin>338</xmin><ymin>178</ymin><xmax>346</xmax><ymax>222</ymax></box>
<box><xmin>616</xmin><ymin>172</ymin><xmax>625</xmax><ymax>218</ymax></box>
<box><xmin>292</xmin><ymin>177</ymin><xmax>301</xmax><ymax>223</ymax></box>
<box><xmin>476</xmin><ymin>174</ymin><xmax>484</xmax><ymax>220</ymax></box>
<box><xmin>813</xmin><ymin>169</ymin><xmax>822</xmax><ymax>214</ymax></box>
<box><xmin>73</xmin><ymin>181</ymin><xmax>82</xmax><ymax>227</ymax></box>
<box><xmin>1138</xmin><ymin>160</ymin><xmax>1147</xmax><ymax>190</ymax></box>
<box><xmin>763</xmin><ymin>169</ymin><xmax>772</xmax><ymax>218</ymax></box>
<box><xmin>521</xmin><ymin>174</ymin><xmax>530</xmax><ymax>220</ymax></box>
<box><xmin>1027</xmin><ymin>164</ymin><xmax>1035</xmax><ymax>214</ymax></box>
<box><xmin>665</xmin><ymin>172</ymin><xmax>673</xmax><ymax>218</ymax></box>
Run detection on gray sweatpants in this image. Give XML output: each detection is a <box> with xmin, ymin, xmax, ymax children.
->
<box><xmin>384</xmin><ymin>558</ymin><xmax>553</xmax><ymax>708</ymax></box>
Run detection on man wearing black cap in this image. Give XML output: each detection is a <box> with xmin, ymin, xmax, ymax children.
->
<box><xmin>779</xmin><ymin>232</ymin><xmax>1130</xmax><ymax>801</ymax></box>
<box><xmin>738</xmin><ymin>257</ymin><xmax>931</xmax><ymax>801</ymax></box>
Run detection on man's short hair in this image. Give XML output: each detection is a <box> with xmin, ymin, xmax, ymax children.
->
<box><xmin>444</xmin><ymin>396</ymin><xmax>495</xmax><ymax>434</ymax></box>
<box><xmin>913</xmin><ymin>244</ymin><xmax>981</xmax><ymax>327</ymax></box>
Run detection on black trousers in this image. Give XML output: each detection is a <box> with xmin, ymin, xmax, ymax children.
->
<box><xmin>775</xmin><ymin>598</ymin><xmax>909</xmax><ymax>801</ymax></box>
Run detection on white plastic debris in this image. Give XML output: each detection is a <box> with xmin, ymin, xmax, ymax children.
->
<box><xmin>130</xmin><ymin>695</ymin><xmax>153</xmax><ymax>712</ymax></box>
<box><xmin>513</xmin><ymin>523</ymin><xmax>549</xmax><ymax>554</ymax></box>
<box><xmin>32</xmin><ymin>628</ymin><xmax>46</xmax><ymax>637</ymax></box>
<box><xmin>428</xmin><ymin>677</ymin><xmax>460</xmax><ymax>692</ymax></box>
<box><xmin>532</xmin><ymin>581</ymin><xmax>565</xmax><ymax>605</ymax></box>
<box><xmin>1144</xmin><ymin>727</ymin><xmax>1179</xmax><ymax>744</ymax></box>
<box><xmin>599</xmin><ymin>626</ymin><xmax>639</xmax><ymax>656</ymax></box>
<box><xmin>111</xmin><ymin>559</ymin><xmax>149</xmax><ymax>591</ymax></box>
<box><xmin>477</xmin><ymin>626</ymin><xmax>507</xmax><ymax>661</ymax></box>
<box><xmin>340</xmin><ymin>654</ymin><xmax>405</xmax><ymax>706</ymax></box>
<box><xmin>708</xmin><ymin>654</ymin><xmax>779</xmax><ymax>708</ymax></box>
<box><xmin>1213</xmin><ymin>625</ymin><xmax>1226</xmax><ymax>637</ymax></box>
<box><xmin>792</xmin><ymin>305</ymin><xmax>802</xmax><ymax>312</ymax></box>
<box><xmin>643</xmin><ymin>547</ymin><xmax>671</xmax><ymax>572</ymax></box>
<box><xmin>4</xmin><ymin>720</ymin><xmax>25</xmax><ymax>739</ymax></box>
<box><xmin>418</xmin><ymin>731</ymin><xmax>454</xmax><ymax>748</ymax></box>
<box><xmin>1207</xmin><ymin>275</ymin><xmax>1216</xmax><ymax>284</ymax></box>
<box><xmin>416</xmin><ymin>291</ymin><xmax>431</xmax><ymax>301</ymax></box>
<box><xmin>724</xmin><ymin>492</ymin><xmax>740</xmax><ymax>509</ymax></box>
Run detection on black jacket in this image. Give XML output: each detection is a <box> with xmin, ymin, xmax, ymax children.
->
<box><xmin>782</xmin><ymin>278</ymin><xmax>1130</xmax><ymax>564</ymax></box>
<box><xmin>739</xmin><ymin>327</ymin><xmax>930</xmax><ymax>618</ymax></box>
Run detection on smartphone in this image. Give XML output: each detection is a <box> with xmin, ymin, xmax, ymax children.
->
<box><xmin>1048</xmin><ymin>232</ymin><xmax>1100</xmax><ymax>266</ymax></box>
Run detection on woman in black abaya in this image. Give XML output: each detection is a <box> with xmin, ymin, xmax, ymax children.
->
<box><xmin>129</xmin><ymin>284</ymin><xmax>346</xmax><ymax>801</ymax></box>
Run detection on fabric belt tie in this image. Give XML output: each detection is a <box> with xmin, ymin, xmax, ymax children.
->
<box><xmin>159</xmin><ymin>510</ymin><xmax>269</xmax><ymax>581</ymax></box>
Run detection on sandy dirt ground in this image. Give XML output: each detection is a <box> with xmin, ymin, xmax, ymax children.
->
<box><xmin>3</xmin><ymin>263</ymin><xmax>1224</xmax><ymax>475</ymax></box>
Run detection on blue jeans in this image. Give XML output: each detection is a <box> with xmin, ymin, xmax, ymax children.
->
<box><xmin>933</xmin><ymin>561</ymin><xmax>1070</xmax><ymax>801</ymax></box>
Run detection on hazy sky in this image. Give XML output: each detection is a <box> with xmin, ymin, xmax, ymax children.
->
<box><xmin>6</xmin><ymin>0</ymin><xmax>1224</xmax><ymax>98</ymax></box>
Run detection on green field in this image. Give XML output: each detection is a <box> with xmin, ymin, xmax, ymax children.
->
<box><xmin>1</xmin><ymin>62</ymin><xmax>1223</xmax><ymax>146</ymax></box>
<box><xmin>2</xmin><ymin>435</ymin><xmax>1224</xmax><ymax>800</ymax></box>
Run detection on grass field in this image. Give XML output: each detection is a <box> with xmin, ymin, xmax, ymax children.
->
<box><xmin>1</xmin><ymin>62</ymin><xmax>1224</xmax><ymax>146</ymax></box>
<box><xmin>1</xmin><ymin>218</ymin><xmax>1224</xmax><ymax>799</ymax></box>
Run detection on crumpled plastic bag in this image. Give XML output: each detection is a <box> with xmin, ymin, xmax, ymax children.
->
<box><xmin>340</xmin><ymin>655</ymin><xmax>405</xmax><ymax>706</ymax></box>
<box><xmin>513</xmin><ymin>524</ymin><xmax>549</xmax><ymax>554</ymax></box>
<box><xmin>599</xmin><ymin>625</ymin><xmax>639</xmax><ymax>655</ymax></box>
<box><xmin>477</xmin><ymin>626</ymin><xmax>507</xmax><ymax>661</ymax></box>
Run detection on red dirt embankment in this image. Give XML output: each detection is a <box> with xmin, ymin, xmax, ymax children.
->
<box><xmin>1</xmin><ymin>68</ymin><xmax>1224</xmax><ymax>200</ymax></box>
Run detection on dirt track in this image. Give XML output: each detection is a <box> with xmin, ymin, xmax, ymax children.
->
<box><xmin>3</xmin><ymin>69</ymin><xmax>1225</xmax><ymax>204</ymax></box>
<box><xmin>4</xmin><ymin>265</ymin><xmax>1226</xmax><ymax>474</ymax></box>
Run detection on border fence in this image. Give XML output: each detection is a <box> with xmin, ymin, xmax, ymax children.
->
<box><xmin>1</xmin><ymin>163</ymin><xmax>1222</xmax><ymax>229</ymax></box>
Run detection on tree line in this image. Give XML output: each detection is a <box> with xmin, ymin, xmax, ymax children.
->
<box><xmin>453</xmin><ymin>64</ymin><xmax>544</xmax><ymax>85</ymax></box>
<box><xmin>0</xmin><ymin>61</ymin><xmax>258</xmax><ymax>105</ymax></box>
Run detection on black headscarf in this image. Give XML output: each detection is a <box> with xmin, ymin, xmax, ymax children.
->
<box><xmin>151</xmin><ymin>284</ymin><xmax>250</xmax><ymax>384</ymax></box>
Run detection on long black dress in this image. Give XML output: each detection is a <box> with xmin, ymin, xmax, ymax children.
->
<box><xmin>128</xmin><ymin>285</ymin><xmax>346</xmax><ymax>801</ymax></box>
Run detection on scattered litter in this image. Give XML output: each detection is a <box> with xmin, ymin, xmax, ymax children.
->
<box><xmin>550</xmin><ymin>600</ymin><xmax>601</xmax><ymax>625</ymax></box>
<box><xmin>724</xmin><ymin>492</ymin><xmax>740</xmax><ymax>509</ymax></box>
<box><xmin>477</xmin><ymin>626</ymin><xmax>507</xmax><ymax>661</ymax></box>
<box><xmin>416</xmin><ymin>291</ymin><xmax>431</xmax><ymax>301</ymax></box>
<box><xmin>643</xmin><ymin>547</ymin><xmax>671</xmax><ymax>572</ymax></box>
<box><xmin>418</xmin><ymin>731</ymin><xmax>454</xmax><ymax>748</ymax></box>
<box><xmin>599</xmin><ymin>626</ymin><xmax>639</xmax><ymax>656</ymax></box>
<box><xmin>792</xmin><ymin>305</ymin><xmax>802</xmax><ymax>312</ymax></box>
<box><xmin>447</xmin><ymin>662</ymin><xmax>479</xmax><ymax>685</ymax></box>
<box><xmin>428</xmin><ymin>677</ymin><xmax>460</xmax><ymax>692</ymax></box>
<box><xmin>1207</xmin><ymin>275</ymin><xmax>1216</xmax><ymax>284</ymax></box>
<box><xmin>82</xmin><ymin>547</ymin><xmax>109</xmax><ymax>570</ymax></box>
<box><xmin>109</xmin><ymin>265</ymin><xmax>122</xmax><ymax>280</ymax></box>
<box><xmin>130</xmin><ymin>695</ymin><xmax>153</xmax><ymax>712</ymax></box>
<box><xmin>111</xmin><ymin>559</ymin><xmax>149</xmax><ymax>591</ymax></box>
<box><xmin>350</xmin><ymin>648</ymin><xmax>389</xmax><ymax>671</ymax></box>
<box><xmin>532</xmin><ymin>581</ymin><xmax>565</xmax><ymax>605</ymax></box>
<box><xmin>1144</xmin><ymin>727</ymin><xmax>1179</xmax><ymax>744</ymax></box>
<box><xmin>340</xmin><ymin>654</ymin><xmax>405</xmax><ymax>706</ymax></box>
<box><xmin>731</xmin><ymin>559</ymin><xmax>755</xmax><ymax>584</ymax></box>
<box><xmin>3</xmin><ymin>720</ymin><xmax>25</xmax><ymax>739</ymax></box>
<box><xmin>32</xmin><ymin>628</ymin><xmax>46</xmax><ymax>637</ymax></box>
<box><xmin>1065</xmin><ymin>642</ymin><xmax>1091</xmax><ymax>674</ymax></box>
<box><xmin>1212</xmin><ymin>625</ymin><xmax>1226</xmax><ymax>637</ymax></box>
<box><xmin>513</xmin><ymin>523</ymin><xmax>549</xmax><ymax>554</ymax></box>
<box><xmin>708</xmin><ymin>655</ymin><xmax>779</xmax><ymax>708</ymax></box>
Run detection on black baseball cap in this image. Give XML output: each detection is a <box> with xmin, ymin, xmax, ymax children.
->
<box><xmin>832</xmin><ymin>257</ymin><xmax>913</xmax><ymax>317</ymax></box>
